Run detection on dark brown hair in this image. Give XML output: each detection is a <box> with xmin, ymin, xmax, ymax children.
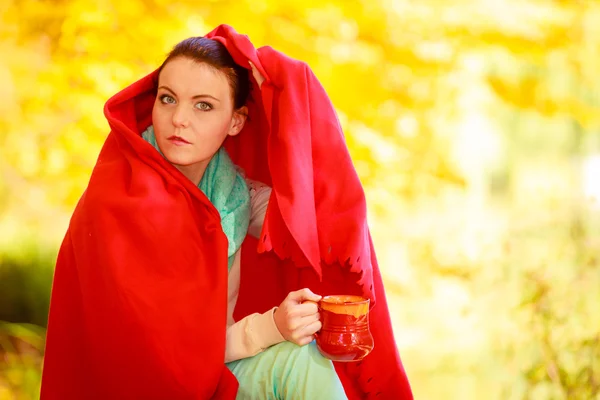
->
<box><xmin>158</xmin><ymin>37</ymin><xmax>250</xmax><ymax>110</ymax></box>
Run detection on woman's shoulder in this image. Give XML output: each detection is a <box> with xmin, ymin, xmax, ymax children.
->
<box><xmin>246</xmin><ymin>179</ymin><xmax>271</xmax><ymax>204</ymax></box>
<box><xmin>246</xmin><ymin>178</ymin><xmax>270</xmax><ymax>195</ymax></box>
<box><xmin>246</xmin><ymin>178</ymin><xmax>271</xmax><ymax>236</ymax></box>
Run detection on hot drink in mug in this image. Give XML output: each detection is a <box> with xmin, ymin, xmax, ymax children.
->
<box><xmin>311</xmin><ymin>295</ymin><xmax>374</xmax><ymax>362</ymax></box>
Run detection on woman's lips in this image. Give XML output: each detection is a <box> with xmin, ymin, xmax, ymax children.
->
<box><xmin>167</xmin><ymin>136</ymin><xmax>191</xmax><ymax>145</ymax></box>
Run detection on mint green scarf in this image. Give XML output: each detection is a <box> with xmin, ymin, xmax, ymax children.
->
<box><xmin>142</xmin><ymin>126</ymin><xmax>250</xmax><ymax>270</ymax></box>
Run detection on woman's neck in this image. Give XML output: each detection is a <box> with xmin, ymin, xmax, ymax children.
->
<box><xmin>174</xmin><ymin>161</ymin><xmax>210</xmax><ymax>186</ymax></box>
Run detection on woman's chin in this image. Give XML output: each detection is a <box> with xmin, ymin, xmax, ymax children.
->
<box><xmin>163</xmin><ymin>152</ymin><xmax>209</xmax><ymax>179</ymax></box>
<box><xmin>161</xmin><ymin>148</ymin><xmax>195</xmax><ymax>165</ymax></box>
<box><xmin>166</xmin><ymin>156</ymin><xmax>197</xmax><ymax>169</ymax></box>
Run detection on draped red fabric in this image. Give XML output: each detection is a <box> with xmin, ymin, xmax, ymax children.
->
<box><xmin>41</xmin><ymin>24</ymin><xmax>412</xmax><ymax>399</ymax></box>
<box><xmin>41</xmin><ymin>69</ymin><xmax>240</xmax><ymax>399</ymax></box>
<box><xmin>211</xmin><ymin>24</ymin><xmax>412</xmax><ymax>399</ymax></box>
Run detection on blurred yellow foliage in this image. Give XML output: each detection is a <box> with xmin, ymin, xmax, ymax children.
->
<box><xmin>1</xmin><ymin>0</ymin><xmax>600</xmax><ymax>399</ymax></box>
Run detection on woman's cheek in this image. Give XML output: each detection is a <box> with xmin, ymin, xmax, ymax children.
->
<box><xmin>152</xmin><ymin>110</ymin><xmax>171</xmax><ymax>134</ymax></box>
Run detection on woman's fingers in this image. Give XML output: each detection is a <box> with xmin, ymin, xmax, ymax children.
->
<box><xmin>287</xmin><ymin>288</ymin><xmax>322</xmax><ymax>304</ymax></box>
<box><xmin>282</xmin><ymin>312</ymin><xmax>319</xmax><ymax>332</ymax></box>
<box><xmin>248</xmin><ymin>61</ymin><xmax>265</xmax><ymax>88</ymax></box>
<box><xmin>296</xmin><ymin>334</ymin><xmax>316</xmax><ymax>347</ymax></box>
<box><xmin>288</xmin><ymin>317</ymin><xmax>322</xmax><ymax>345</ymax></box>
<box><xmin>294</xmin><ymin>301</ymin><xmax>319</xmax><ymax>316</ymax></box>
<box><xmin>291</xmin><ymin>320</ymin><xmax>322</xmax><ymax>345</ymax></box>
<box><xmin>298</xmin><ymin>313</ymin><xmax>320</xmax><ymax>327</ymax></box>
<box><xmin>301</xmin><ymin>319</ymin><xmax>322</xmax><ymax>337</ymax></box>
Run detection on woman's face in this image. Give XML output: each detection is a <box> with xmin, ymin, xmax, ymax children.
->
<box><xmin>152</xmin><ymin>56</ymin><xmax>246</xmax><ymax>184</ymax></box>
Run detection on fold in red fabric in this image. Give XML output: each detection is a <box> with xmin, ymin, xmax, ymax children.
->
<box><xmin>41</xmin><ymin>24</ymin><xmax>412</xmax><ymax>399</ymax></box>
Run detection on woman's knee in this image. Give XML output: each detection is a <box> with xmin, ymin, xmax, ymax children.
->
<box><xmin>274</xmin><ymin>341</ymin><xmax>347</xmax><ymax>400</ymax></box>
<box><xmin>229</xmin><ymin>341</ymin><xmax>346</xmax><ymax>400</ymax></box>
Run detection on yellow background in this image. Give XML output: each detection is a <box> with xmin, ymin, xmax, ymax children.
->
<box><xmin>1</xmin><ymin>0</ymin><xmax>600</xmax><ymax>398</ymax></box>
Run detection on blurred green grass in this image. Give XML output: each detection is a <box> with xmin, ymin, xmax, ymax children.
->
<box><xmin>0</xmin><ymin>246</ymin><xmax>52</xmax><ymax>400</ymax></box>
<box><xmin>0</xmin><ymin>246</ymin><xmax>54</xmax><ymax>328</ymax></box>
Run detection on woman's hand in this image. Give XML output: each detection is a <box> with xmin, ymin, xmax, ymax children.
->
<box><xmin>249</xmin><ymin>61</ymin><xmax>265</xmax><ymax>89</ymax></box>
<box><xmin>274</xmin><ymin>288</ymin><xmax>322</xmax><ymax>346</ymax></box>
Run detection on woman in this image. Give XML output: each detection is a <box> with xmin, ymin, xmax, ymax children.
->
<box><xmin>142</xmin><ymin>36</ymin><xmax>347</xmax><ymax>398</ymax></box>
<box><xmin>41</xmin><ymin>25</ymin><xmax>412</xmax><ymax>399</ymax></box>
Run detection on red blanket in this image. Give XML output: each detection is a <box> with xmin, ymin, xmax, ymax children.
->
<box><xmin>41</xmin><ymin>24</ymin><xmax>412</xmax><ymax>399</ymax></box>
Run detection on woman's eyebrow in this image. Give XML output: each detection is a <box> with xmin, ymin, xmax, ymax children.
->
<box><xmin>192</xmin><ymin>94</ymin><xmax>220</xmax><ymax>102</ymax></box>
<box><xmin>158</xmin><ymin>85</ymin><xmax>220</xmax><ymax>102</ymax></box>
<box><xmin>157</xmin><ymin>85</ymin><xmax>176</xmax><ymax>95</ymax></box>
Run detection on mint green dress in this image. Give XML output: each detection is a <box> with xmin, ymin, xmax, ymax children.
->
<box><xmin>226</xmin><ymin>341</ymin><xmax>347</xmax><ymax>400</ymax></box>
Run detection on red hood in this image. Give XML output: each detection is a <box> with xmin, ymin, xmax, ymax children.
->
<box><xmin>105</xmin><ymin>25</ymin><xmax>375</xmax><ymax>294</ymax></box>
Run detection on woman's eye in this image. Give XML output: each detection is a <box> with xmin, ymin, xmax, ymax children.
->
<box><xmin>195</xmin><ymin>102</ymin><xmax>212</xmax><ymax>111</ymax></box>
<box><xmin>159</xmin><ymin>95</ymin><xmax>176</xmax><ymax>104</ymax></box>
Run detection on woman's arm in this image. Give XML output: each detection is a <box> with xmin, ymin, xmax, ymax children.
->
<box><xmin>246</xmin><ymin>179</ymin><xmax>270</xmax><ymax>238</ymax></box>
<box><xmin>224</xmin><ymin>180</ymin><xmax>322</xmax><ymax>363</ymax></box>
<box><xmin>225</xmin><ymin>303</ymin><xmax>283</xmax><ymax>363</ymax></box>
<box><xmin>225</xmin><ymin>181</ymin><xmax>284</xmax><ymax>363</ymax></box>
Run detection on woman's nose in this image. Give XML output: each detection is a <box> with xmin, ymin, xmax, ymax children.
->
<box><xmin>172</xmin><ymin>105</ymin><xmax>190</xmax><ymax>128</ymax></box>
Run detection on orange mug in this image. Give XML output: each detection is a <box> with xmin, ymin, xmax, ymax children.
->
<box><xmin>314</xmin><ymin>295</ymin><xmax>374</xmax><ymax>362</ymax></box>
